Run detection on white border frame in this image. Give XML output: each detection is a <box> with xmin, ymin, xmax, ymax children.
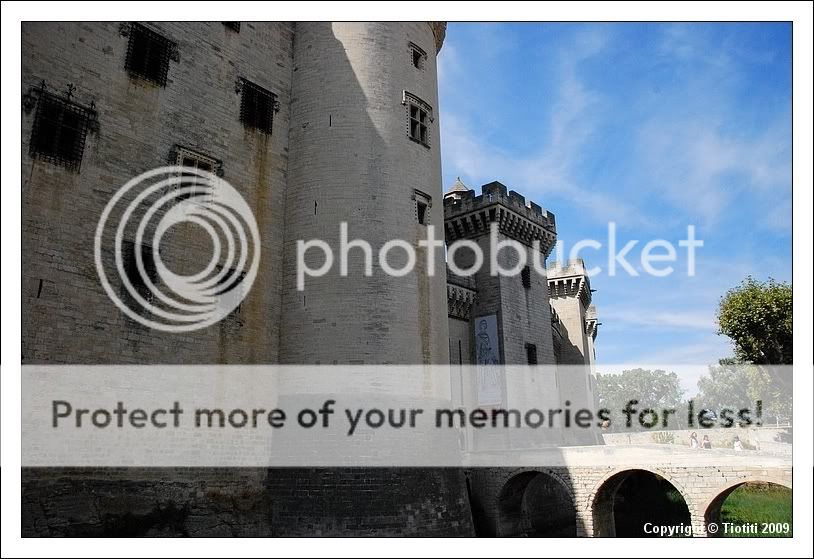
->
<box><xmin>2</xmin><ymin>2</ymin><xmax>812</xmax><ymax>557</ymax></box>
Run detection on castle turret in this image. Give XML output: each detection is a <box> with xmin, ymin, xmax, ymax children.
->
<box><xmin>547</xmin><ymin>259</ymin><xmax>600</xmax><ymax>443</ymax></box>
<box><xmin>547</xmin><ymin>259</ymin><xmax>594</xmax><ymax>366</ymax></box>
<box><xmin>444</xmin><ymin>176</ymin><xmax>471</xmax><ymax>202</ymax></box>
<box><xmin>280</xmin><ymin>22</ymin><xmax>449</xmax><ymax>365</ymax></box>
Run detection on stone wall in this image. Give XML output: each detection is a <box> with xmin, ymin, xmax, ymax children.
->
<box><xmin>22</xmin><ymin>21</ymin><xmax>294</xmax><ymax>365</ymax></box>
<box><xmin>21</xmin><ymin>21</ymin><xmax>473</xmax><ymax>538</ymax></box>
<box><xmin>22</xmin><ymin>467</ymin><xmax>475</xmax><ymax>537</ymax></box>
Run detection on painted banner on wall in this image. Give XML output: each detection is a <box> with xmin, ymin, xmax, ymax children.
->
<box><xmin>474</xmin><ymin>314</ymin><xmax>502</xmax><ymax>405</ymax></box>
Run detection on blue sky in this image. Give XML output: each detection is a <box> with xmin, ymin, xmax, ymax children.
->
<box><xmin>437</xmin><ymin>23</ymin><xmax>791</xmax><ymax>391</ymax></box>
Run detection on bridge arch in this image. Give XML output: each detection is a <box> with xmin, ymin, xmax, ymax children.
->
<box><xmin>703</xmin><ymin>477</ymin><xmax>792</xmax><ymax>536</ymax></box>
<box><xmin>495</xmin><ymin>468</ymin><xmax>577</xmax><ymax>537</ymax></box>
<box><xmin>587</xmin><ymin>467</ymin><xmax>694</xmax><ymax>537</ymax></box>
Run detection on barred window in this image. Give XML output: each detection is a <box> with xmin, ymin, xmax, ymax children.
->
<box><xmin>403</xmin><ymin>92</ymin><xmax>432</xmax><ymax>148</ymax></box>
<box><xmin>125</xmin><ymin>23</ymin><xmax>174</xmax><ymax>86</ymax></box>
<box><xmin>223</xmin><ymin>22</ymin><xmax>241</xmax><ymax>32</ymax></box>
<box><xmin>29</xmin><ymin>91</ymin><xmax>95</xmax><ymax>171</ymax></box>
<box><xmin>239</xmin><ymin>79</ymin><xmax>277</xmax><ymax>134</ymax></box>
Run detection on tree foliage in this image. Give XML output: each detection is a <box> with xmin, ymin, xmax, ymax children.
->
<box><xmin>596</xmin><ymin>368</ymin><xmax>685</xmax><ymax>431</ymax></box>
<box><xmin>717</xmin><ymin>276</ymin><xmax>792</xmax><ymax>365</ymax></box>
<box><xmin>695</xmin><ymin>358</ymin><xmax>753</xmax><ymax>412</ymax></box>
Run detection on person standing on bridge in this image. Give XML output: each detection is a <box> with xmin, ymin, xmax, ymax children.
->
<box><xmin>702</xmin><ymin>435</ymin><xmax>712</xmax><ymax>449</ymax></box>
<box><xmin>689</xmin><ymin>432</ymin><xmax>699</xmax><ymax>449</ymax></box>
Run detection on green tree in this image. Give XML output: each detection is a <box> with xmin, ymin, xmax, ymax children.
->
<box><xmin>596</xmin><ymin>368</ymin><xmax>685</xmax><ymax>432</ymax></box>
<box><xmin>695</xmin><ymin>358</ymin><xmax>752</xmax><ymax>412</ymax></box>
<box><xmin>694</xmin><ymin>359</ymin><xmax>791</xmax><ymax>425</ymax></box>
<box><xmin>717</xmin><ymin>277</ymin><xmax>792</xmax><ymax>365</ymax></box>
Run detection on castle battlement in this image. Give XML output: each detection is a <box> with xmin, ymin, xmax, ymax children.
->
<box><xmin>443</xmin><ymin>181</ymin><xmax>556</xmax><ymax>253</ymax></box>
<box><xmin>547</xmin><ymin>259</ymin><xmax>588</xmax><ymax>279</ymax></box>
<box><xmin>585</xmin><ymin>305</ymin><xmax>599</xmax><ymax>341</ymax></box>
<box><xmin>444</xmin><ymin>181</ymin><xmax>555</xmax><ymax>227</ymax></box>
<box><xmin>547</xmin><ymin>259</ymin><xmax>593</xmax><ymax>307</ymax></box>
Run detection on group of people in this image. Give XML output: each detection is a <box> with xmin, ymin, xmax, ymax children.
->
<box><xmin>689</xmin><ymin>432</ymin><xmax>745</xmax><ymax>451</ymax></box>
<box><xmin>689</xmin><ymin>432</ymin><xmax>712</xmax><ymax>449</ymax></box>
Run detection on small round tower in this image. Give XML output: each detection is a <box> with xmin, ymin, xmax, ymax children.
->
<box><xmin>280</xmin><ymin>22</ymin><xmax>449</xmax><ymax>365</ymax></box>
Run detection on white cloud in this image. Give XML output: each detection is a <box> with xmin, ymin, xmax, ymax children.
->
<box><xmin>601</xmin><ymin>308</ymin><xmax>717</xmax><ymax>331</ymax></box>
<box><xmin>439</xmin><ymin>26</ymin><xmax>650</xmax><ymax>225</ymax></box>
<box><xmin>635</xmin><ymin>115</ymin><xmax>791</xmax><ymax>228</ymax></box>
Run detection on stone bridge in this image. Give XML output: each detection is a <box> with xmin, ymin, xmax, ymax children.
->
<box><xmin>465</xmin><ymin>445</ymin><xmax>792</xmax><ymax>537</ymax></box>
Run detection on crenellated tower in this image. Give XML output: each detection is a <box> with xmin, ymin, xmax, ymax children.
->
<box><xmin>444</xmin><ymin>180</ymin><xmax>558</xmax><ymax>368</ymax></box>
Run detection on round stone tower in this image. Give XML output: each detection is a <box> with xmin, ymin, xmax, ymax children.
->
<box><xmin>271</xmin><ymin>23</ymin><xmax>471</xmax><ymax>537</ymax></box>
<box><xmin>280</xmin><ymin>22</ymin><xmax>449</xmax><ymax>365</ymax></box>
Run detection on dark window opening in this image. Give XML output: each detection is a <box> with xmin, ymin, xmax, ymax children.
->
<box><xmin>521</xmin><ymin>266</ymin><xmax>531</xmax><ymax>289</ymax></box>
<box><xmin>240</xmin><ymin>79</ymin><xmax>277</xmax><ymax>134</ymax></box>
<box><xmin>526</xmin><ymin>343</ymin><xmax>538</xmax><ymax>365</ymax></box>
<box><xmin>123</xmin><ymin>241</ymin><xmax>158</xmax><ymax>301</ymax></box>
<box><xmin>409</xmin><ymin>103</ymin><xmax>429</xmax><ymax>146</ymax></box>
<box><xmin>29</xmin><ymin>92</ymin><xmax>94</xmax><ymax>171</ymax></box>
<box><xmin>410</xmin><ymin>42</ymin><xmax>427</xmax><ymax>70</ymax></box>
<box><xmin>223</xmin><ymin>22</ymin><xmax>241</xmax><ymax>32</ymax></box>
<box><xmin>414</xmin><ymin>190</ymin><xmax>432</xmax><ymax>225</ymax></box>
<box><xmin>125</xmin><ymin>23</ymin><xmax>174</xmax><ymax>86</ymax></box>
<box><xmin>416</xmin><ymin>201</ymin><xmax>428</xmax><ymax>225</ymax></box>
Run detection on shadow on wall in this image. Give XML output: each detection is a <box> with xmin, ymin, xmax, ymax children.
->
<box><xmin>21</xmin><ymin>21</ymin><xmax>473</xmax><ymax>538</ymax></box>
<box><xmin>269</xmin><ymin>22</ymin><xmax>473</xmax><ymax>537</ymax></box>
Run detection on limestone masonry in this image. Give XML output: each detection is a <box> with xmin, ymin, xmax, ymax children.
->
<box><xmin>21</xmin><ymin>22</ymin><xmax>788</xmax><ymax>537</ymax></box>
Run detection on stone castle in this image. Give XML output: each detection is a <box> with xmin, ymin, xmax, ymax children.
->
<box><xmin>22</xmin><ymin>21</ymin><xmax>782</xmax><ymax>538</ymax></box>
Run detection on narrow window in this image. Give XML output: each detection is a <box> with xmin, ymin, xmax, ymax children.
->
<box><xmin>525</xmin><ymin>343</ymin><xmax>538</xmax><ymax>365</ymax></box>
<box><xmin>521</xmin><ymin>265</ymin><xmax>531</xmax><ymax>289</ymax></box>
<box><xmin>29</xmin><ymin>91</ymin><xmax>94</xmax><ymax>171</ymax></box>
<box><xmin>239</xmin><ymin>78</ymin><xmax>278</xmax><ymax>135</ymax></box>
<box><xmin>416</xmin><ymin>201</ymin><xmax>428</xmax><ymax>225</ymax></box>
<box><xmin>409</xmin><ymin>42</ymin><xmax>427</xmax><ymax>70</ymax></box>
<box><xmin>413</xmin><ymin>189</ymin><xmax>432</xmax><ymax>225</ymax></box>
<box><xmin>125</xmin><ymin>23</ymin><xmax>175</xmax><ymax>87</ymax></box>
